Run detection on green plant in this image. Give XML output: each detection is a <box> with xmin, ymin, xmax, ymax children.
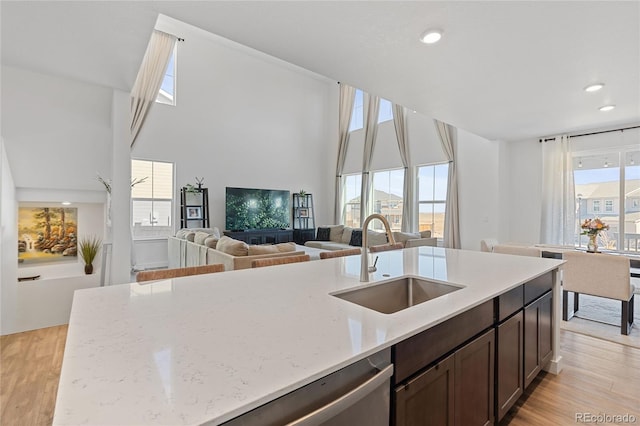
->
<box><xmin>79</xmin><ymin>235</ymin><xmax>101</xmax><ymax>265</ymax></box>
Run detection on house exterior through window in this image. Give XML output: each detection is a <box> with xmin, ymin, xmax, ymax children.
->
<box><xmin>131</xmin><ymin>159</ymin><xmax>174</xmax><ymax>239</ymax></box>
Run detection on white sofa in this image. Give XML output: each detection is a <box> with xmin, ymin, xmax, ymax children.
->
<box><xmin>168</xmin><ymin>229</ymin><xmax>307</xmax><ymax>271</ymax></box>
<box><xmin>304</xmin><ymin>225</ymin><xmax>436</xmax><ymax>251</ymax></box>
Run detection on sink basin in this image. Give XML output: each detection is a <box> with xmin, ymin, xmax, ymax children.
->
<box><xmin>332</xmin><ymin>276</ymin><xmax>463</xmax><ymax>314</ymax></box>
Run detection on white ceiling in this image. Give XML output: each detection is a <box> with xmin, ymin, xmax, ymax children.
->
<box><xmin>2</xmin><ymin>1</ymin><xmax>639</xmax><ymax>142</ymax></box>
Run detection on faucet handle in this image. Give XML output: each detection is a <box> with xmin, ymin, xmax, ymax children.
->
<box><xmin>368</xmin><ymin>255</ymin><xmax>379</xmax><ymax>273</ymax></box>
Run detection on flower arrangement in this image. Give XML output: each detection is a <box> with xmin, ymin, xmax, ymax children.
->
<box><xmin>580</xmin><ymin>218</ymin><xmax>609</xmax><ymax>236</ymax></box>
<box><xmin>581</xmin><ymin>218</ymin><xmax>609</xmax><ymax>252</ymax></box>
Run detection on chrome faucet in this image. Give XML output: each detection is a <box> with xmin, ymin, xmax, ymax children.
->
<box><xmin>360</xmin><ymin>213</ymin><xmax>397</xmax><ymax>282</ymax></box>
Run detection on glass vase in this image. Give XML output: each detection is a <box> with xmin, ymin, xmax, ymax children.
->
<box><xmin>587</xmin><ymin>234</ymin><xmax>598</xmax><ymax>253</ymax></box>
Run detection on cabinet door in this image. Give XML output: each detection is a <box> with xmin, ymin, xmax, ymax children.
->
<box><xmin>496</xmin><ymin>311</ymin><xmax>523</xmax><ymax>421</ymax></box>
<box><xmin>524</xmin><ymin>291</ymin><xmax>553</xmax><ymax>388</ymax></box>
<box><xmin>455</xmin><ymin>329</ymin><xmax>495</xmax><ymax>426</ymax></box>
<box><xmin>394</xmin><ymin>355</ymin><xmax>454</xmax><ymax>426</ymax></box>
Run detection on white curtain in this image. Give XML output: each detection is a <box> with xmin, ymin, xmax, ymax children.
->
<box><xmin>334</xmin><ymin>84</ymin><xmax>356</xmax><ymax>224</ymax></box>
<box><xmin>130</xmin><ymin>30</ymin><xmax>176</xmax><ymax>148</ymax></box>
<box><xmin>393</xmin><ymin>104</ymin><xmax>414</xmax><ymax>232</ymax></box>
<box><xmin>540</xmin><ymin>135</ymin><xmax>575</xmax><ymax>245</ymax></box>
<box><xmin>434</xmin><ymin>119</ymin><xmax>461</xmax><ymax>249</ymax></box>
<box><xmin>360</xmin><ymin>93</ymin><xmax>380</xmax><ymax>225</ymax></box>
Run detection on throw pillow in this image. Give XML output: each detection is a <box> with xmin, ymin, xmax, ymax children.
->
<box><xmin>175</xmin><ymin>229</ymin><xmax>191</xmax><ymax>239</ymax></box>
<box><xmin>248</xmin><ymin>245</ymin><xmax>279</xmax><ymax>255</ymax></box>
<box><xmin>184</xmin><ymin>231</ymin><xmax>196</xmax><ymax>242</ymax></box>
<box><xmin>275</xmin><ymin>242</ymin><xmax>296</xmax><ymax>252</ymax></box>
<box><xmin>194</xmin><ymin>231</ymin><xmax>212</xmax><ymax>245</ymax></box>
<box><xmin>393</xmin><ymin>231</ymin><xmax>421</xmax><ymax>244</ymax></box>
<box><xmin>420</xmin><ymin>230</ymin><xmax>432</xmax><ymax>238</ymax></box>
<box><xmin>328</xmin><ymin>225</ymin><xmax>345</xmax><ymax>242</ymax></box>
<box><xmin>216</xmin><ymin>236</ymin><xmax>249</xmax><ymax>256</ymax></box>
<box><xmin>203</xmin><ymin>237</ymin><xmax>219</xmax><ymax>248</ymax></box>
<box><xmin>316</xmin><ymin>227</ymin><xmax>331</xmax><ymax>241</ymax></box>
<box><xmin>349</xmin><ymin>229</ymin><xmax>363</xmax><ymax>247</ymax></box>
<box><xmin>367</xmin><ymin>231</ymin><xmax>388</xmax><ymax>246</ymax></box>
<box><xmin>341</xmin><ymin>227</ymin><xmax>353</xmax><ymax>244</ymax></box>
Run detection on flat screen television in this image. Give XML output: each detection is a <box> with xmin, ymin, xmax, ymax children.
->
<box><xmin>225</xmin><ymin>187</ymin><xmax>290</xmax><ymax>231</ymax></box>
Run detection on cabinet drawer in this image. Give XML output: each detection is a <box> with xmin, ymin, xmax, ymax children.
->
<box><xmin>393</xmin><ymin>300</ymin><xmax>494</xmax><ymax>383</ymax></box>
<box><xmin>524</xmin><ymin>271</ymin><xmax>553</xmax><ymax>306</ymax></box>
<box><xmin>495</xmin><ymin>285</ymin><xmax>524</xmax><ymax>322</ymax></box>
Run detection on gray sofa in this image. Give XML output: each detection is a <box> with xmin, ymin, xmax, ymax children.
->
<box><xmin>304</xmin><ymin>225</ymin><xmax>436</xmax><ymax>251</ymax></box>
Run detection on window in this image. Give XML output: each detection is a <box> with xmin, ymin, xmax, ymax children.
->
<box><xmin>349</xmin><ymin>90</ymin><xmax>364</xmax><ymax>132</ymax></box>
<box><xmin>378</xmin><ymin>98</ymin><xmax>393</xmax><ymax>124</ymax></box>
<box><xmin>131</xmin><ymin>159</ymin><xmax>174</xmax><ymax>239</ymax></box>
<box><xmin>372</xmin><ymin>169</ymin><xmax>404</xmax><ymax>231</ymax></box>
<box><xmin>343</xmin><ymin>173</ymin><xmax>362</xmax><ymax>227</ymax></box>
<box><xmin>156</xmin><ymin>42</ymin><xmax>176</xmax><ymax>105</ymax></box>
<box><xmin>417</xmin><ymin>163</ymin><xmax>449</xmax><ymax>239</ymax></box>
<box><xmin>574</xmin><ymin>148</ymin><xmax>639</xmax><ymax>252</ymax></box>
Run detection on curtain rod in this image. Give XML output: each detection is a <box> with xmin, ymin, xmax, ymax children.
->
<box><xmin>538</xmin><ymin>125</ymin><xmax>640</xmax><ymax>142</ymax></box>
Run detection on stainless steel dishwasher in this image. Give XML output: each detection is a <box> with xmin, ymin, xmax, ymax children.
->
<box><xmin>219</xmin><ymin>348</ymin><xmax>393</xmax><ymax>426</ymax></box>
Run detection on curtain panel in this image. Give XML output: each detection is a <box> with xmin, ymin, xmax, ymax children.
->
<box><xmin>334</xmin><ymin>84</ymin><xmax>356</xmax><ymax>224</ymax></box>
<box><xmin>360</xmin><ymin>94</ymin><xmax>380</xmax><ymax>225</ymax></box>
<box><xmin>130</xmin><ymin>30</ymin><xmax>176</xmax><ymax>148</ymax></box>
<box><xmin>434</xmin><ymin>120</ymin><xmax>461</xmax><ymax>249</ymax></box>
<box><xmin>540</xmin><ymin>135</ymin><xmax>575</xmax><ymax>245</ymax></box>
<box><xmin>392</xmin><ymin>104</ymin><xmax>414</xmax><ymax>232</ymax></box>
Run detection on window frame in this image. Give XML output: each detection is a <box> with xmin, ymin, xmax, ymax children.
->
<box><xmin>417</xmin><ymin>161</ymin><xmax>449</xmax><ymax>241</ymax></box>
<box><xmin>131</xmin><ymin>158</ymin><xmax>175</xmax><ymax>240</ymax></box>
<box><xmin>156</xmin><ymin>41</ymin><xmax>177</xmax><ymax>106</ymax></box>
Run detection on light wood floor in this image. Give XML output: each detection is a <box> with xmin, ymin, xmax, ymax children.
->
<box><xmin>1</xmin><ymin>326</ymin><xmax>639</xmax><ymax>426</ymax></box>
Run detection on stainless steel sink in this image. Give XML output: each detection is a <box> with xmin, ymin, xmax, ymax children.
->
<box><xmin>332</xmin><ymin>276</ymin><xmax>463</xmax><ymax>314</ymax></box>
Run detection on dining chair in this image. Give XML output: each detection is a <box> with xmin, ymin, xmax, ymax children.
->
<box><xmin>562</xmin><ymin>251</ymin><xmax>635</xmax><ymax>335</ymax></box>
<box><xmin>251</xmin><ymin>254</ymin><xmax>311</xmax><ymax>268</ymax></box>
<box><xmin>405</xmin><ymin>237</ymin><xmax>437</xmax><ymax>248</ymax></box>
<box><xmin>136</xmin><ymin>263</ymin><xmax>225</xmax><ymax>283</ymax></box>
<box><xmin>369</xmin><ymin>242</ymin><xmax>405</xmax><ymax>253</ymax></box>
<box><xmin>493</xmin><ymin>244</ymin><xmax>542</xmax><ymax>257</ymax></box>
<box><xmin>319</xmin><ymin>248</ymin><xmax>362</xmax><ymax>259</ymax></box>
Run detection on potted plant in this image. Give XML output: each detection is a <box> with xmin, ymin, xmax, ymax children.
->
<box><xmin>79</xmin><ymin>235</ymin><xmax>101</xmax><ymax>274</ymax></box>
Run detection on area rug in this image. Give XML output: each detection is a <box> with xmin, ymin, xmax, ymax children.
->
<box><xmin>561</xmin><ymin>294</ymin><xmax>640</xmax><ymax>348</ymax></box>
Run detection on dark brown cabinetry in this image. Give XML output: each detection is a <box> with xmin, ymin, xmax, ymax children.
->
<box><xmin>394</xmin><ymin>329</ymin><xmax>495</xmax><ymax>426</ymax></box>
<box><xmin>496</xmin><ymin>311</ymin><xmax>523</xmax><ymax>421</ymax></box>
<box><xmin>393</xmin><ymin>301</ymin><xmax>495</xmax><ymax>426</ymax></box>
<box><xmin>524</xmin><ymin>291</ymin><xmax>553</xmax><ymax>387</ymax></box>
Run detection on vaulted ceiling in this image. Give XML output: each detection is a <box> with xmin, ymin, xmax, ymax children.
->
<box><xmin>2</xmin><ymin>1</ymin><xmax>638</xmax><ymax>142</ymax></box>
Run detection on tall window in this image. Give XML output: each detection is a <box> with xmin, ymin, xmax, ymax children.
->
<box><xmin>574</xmin><ymin>148</ymin><xmax>640</xmax><ymax>252</ymax></box>
<box><xmin>417</xmin><ymin>163</ymin><xmax>449</xmax><ymax>239</ymax></box>
<box><xmin>378</xmin><ymin>98</ymin><xmax>393</xmax><ymax>124</ymax></box>
<box><xmin>156</xmin><ymin>42</ymin><xmax>176</xmax><ymax>106</ymax></box>
<box><xmin>343</xmin><ymin>173</ymin><xmax>362</xmax><ymax>227</ymax></box>
<box><xmin>131</xmin><ymin>159</ymin><xmax>174</xmax><ymax>239</ymax></box>
<box><xmin>372</xmin><ymin>169</ymin><xmax>404</xmax><ymax>231</ymax></box>
<box><xmin>348</xmin><ymin>89</ymin><xmax>364</xmax><ymax>132</ymax></box>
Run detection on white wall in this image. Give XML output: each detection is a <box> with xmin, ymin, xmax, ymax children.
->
<box><xmin>456</xmin><ymin>129</ymin><xmax>503</xmax><ymax>250</ymax></box>
<box><xmin>132</xmin><ymin>16</ymin><xmax>338</xmax><ymax>238</ymax></box>
<box><xmin>1</xmin><ymin>65</ymin><xmax>113</xmax><ymax>191</ymax></box>
<box><xmin>1</xmin><ymin>66</ymin><xmax>114</xmax><ymax>334</ymax></box>
<box><xmin>1</xmin><ymin>139</ymin><xmax>18</xmax><ymax>334</ymax></box>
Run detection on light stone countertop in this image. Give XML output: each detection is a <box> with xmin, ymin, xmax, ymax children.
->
<box><xmin>53</xmin><ymin>247</ymin><xmax>563</xmax><ymax>425</ymax></box>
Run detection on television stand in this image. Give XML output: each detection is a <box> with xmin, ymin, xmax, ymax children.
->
<box><xmin>224</xmin><ymin>229</ymin><xmax>293</xmax><ymax>245</ymax></box>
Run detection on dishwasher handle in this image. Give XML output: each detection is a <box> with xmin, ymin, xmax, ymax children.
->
<box><xmin>286</xmin><ymin>363</ymin><xmax>394</xmax><ymax>426</ymax></box>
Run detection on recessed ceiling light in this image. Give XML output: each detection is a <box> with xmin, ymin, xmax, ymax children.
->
<box><xmin>584</xmin><ymin>83</ymin><xmax>604</xmax><ymax>92</ymax></box>
<box><xmin>599</xmin><ymin>105</ymin><xmax>615</xmax><ymax>112</ymax></box>
<box><xmin>61</xmin><ymin>201</ymin><xmax>71</xmax><ymax>206</ymax></box>
<box><xmin>420</xmin><ymin>29</ymin><xmax>443</xmax><ymax>44</ymax></box>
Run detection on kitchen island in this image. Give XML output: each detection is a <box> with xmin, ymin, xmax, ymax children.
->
<box><xmin>53</xmin><ymin>247</ymin><xmax>563</xmax><ymax>425</ymax></box>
